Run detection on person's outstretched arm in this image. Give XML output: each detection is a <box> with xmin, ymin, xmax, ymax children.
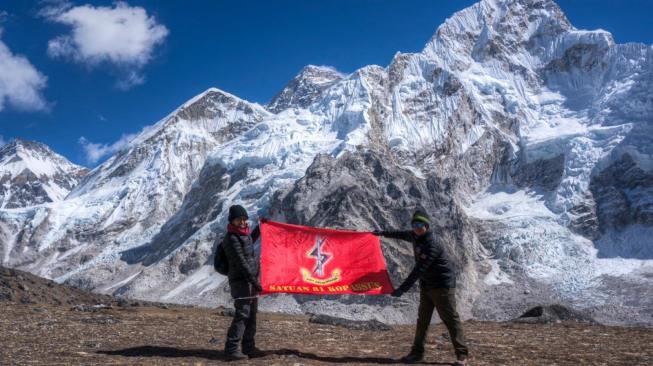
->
<box><xmin>373</xmin><ymin>230</ymin><xmax>413</xmax><ymax>242</ymax></box>
<box><xmin>251</xmin><ymin>224</ymin><xmax>261</xmax><ymax>243</ymax></box>
<box><xmin>393</xmin><ymin>234</ymin><xmax>440</xmax><ymax>296</ymax></box>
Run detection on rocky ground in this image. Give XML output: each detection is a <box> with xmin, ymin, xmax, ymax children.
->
<box><xmin>1</xmin><ymin>302</ymin><xmax>652</xmax><ymax>365</ymax></box>
<box><xmin>1</xmin><ymin>267</ymin><xmax>652</xmax><ymax>365</ymax></box>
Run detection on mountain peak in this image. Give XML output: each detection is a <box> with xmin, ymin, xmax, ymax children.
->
<box><xmin>0</xmin><ymin>138</ymin><xmax>87</xmax><ymax>209</ymax></box>
<box><xmin>2</xmin><ymin>137</ymin><xmax>46</xmax><ymax>152</ymax></box>
<box><xmin>299</xmin><ymin>64</ymin><xmax>343</xmax><ymax>77</ymax></box>
<box><xmin>184</xmin><ymin>87</ymin><xmax>239</xmax><ymax>106</ymax></box>
<box><xmin>172</xmin><ymin>87</ymin><xmax>268</xmax><ymax>122</ymax></box>
<box><xmin>422</xmin><ymin>0</ymin><xmax>573</xmax><ymax>64</ymax></box>
<box><xmin>0</xmin><ymin>138</ymin><xmax>68</xmax><ymax>165</ymax></box>
<box><xmin>267</xmin><ymin>65</ymin><xmax>344</xmax><ymax>113</ymax></box>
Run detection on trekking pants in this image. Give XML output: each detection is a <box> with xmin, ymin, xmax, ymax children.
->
<box><xmin>224</xmin><ymin>280</ymin><xmax>258</xmax><ymax>354</ymax></box>
<box><xmin>412</xmin><ymin>287</ymin><xmax>468</xmax><ymax>359</ymax></box>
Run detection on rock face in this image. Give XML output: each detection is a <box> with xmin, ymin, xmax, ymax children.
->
<box><xmin>266</xmin><ymin>150</ymin><xmax>487</xmax><ymax>281</ymax></box>
<box><xmin>591</xmin><ymin>154</ymin><xmax>653</xmax><ymax>232</ymax></box>
<box><xmin>308</xmin><ymin>313</ymin><xmax>391</xmax><ymax>331</ymax></box>
<box><xmin>516</xmin><ymin>304</ymin><xmax>596</xmax><ymax>324</ymax></box>
<box><xmin>1</xmin><ymin>0</ymin><xmax>652</xmax><ymax>325</ymax></box>
<box><xmin>267</xmin><ymin>65</ymin><xmax>344</xmax><ymax>113</ymax></box>
<box><xmin>0</xmin><ymin>139</ymin><xmax>87</xmax><ymax>209</ymax></box>
<box><xmin>590</xmin><ymin>154</ymin><xmax>653</xmax><ymax>259</ymax></box>
<box><xmin>265</xmin><ymin>151</ymin><xmax>487</xmax><ymax>319</ymax></box>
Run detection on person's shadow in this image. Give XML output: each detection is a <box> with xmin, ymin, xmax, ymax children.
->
<box><xmin>97</xmin><ymin>346</ymin><xmax>449</xmax><ymax>364</ymax></box>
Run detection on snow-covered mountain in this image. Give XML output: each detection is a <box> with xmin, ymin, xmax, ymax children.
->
<box><xmin>1</xmin><ymin>0</ymin><xmax>651</xmax><ymax>325</ymax></box>
<box><xmin>0</xmin><ymin>89</ymin><xmax>269</xmax><ymax>281</ymax></box>
<box><xmin>0</xmin><ymin>139</ymin><xmax>87</xmax><ymax>209</ymax></box>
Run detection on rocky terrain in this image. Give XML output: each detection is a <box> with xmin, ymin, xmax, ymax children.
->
<box><xmin>1</xmin><ymin>266</ymin><xmax>652</xmax><ymax>365</ymax></box>
<box><xmin>0</xmin><ymin>265</ymin><xmax>113</xmax><ymax>306</ymax></box>
<box><xmin>0</xmin><ymin>0</ymin><xmax>651</xmax><ymax>327</ymax></box>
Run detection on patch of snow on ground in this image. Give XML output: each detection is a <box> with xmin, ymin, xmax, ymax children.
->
<box><xmin>467</xmin><ymin>189</ymin><xmax>553</xmax><ymax>221</ymax></box>
<box><xmin>163</xmin><ymin>265</ymin><xmax>226</xmax><ymax>301</ymax></box>
<box><xmin>484</xmin><ymin>259</ymin><xmax>514</xmax><ymax>286</ymax></box>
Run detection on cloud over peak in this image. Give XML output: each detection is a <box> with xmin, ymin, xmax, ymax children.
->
<box><xmin>46</xmin><ymin>1</ymin><xmax>169</xmax><ymax>89</ymax></box>
<box><xmin>79</xmin><ymin>133</ymin><xmax>137</xmax><ymax>165</ymax></box>
<box><xmin>0</xmin><ymin>29</ymin><xmax>48</xmax><ymax>112</ymax></box>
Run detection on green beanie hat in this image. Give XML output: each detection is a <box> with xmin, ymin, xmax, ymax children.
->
<box><xmin>411</xmin><ymin>210</ymin><xmax>431</xmax><ymax>226</ymax></box>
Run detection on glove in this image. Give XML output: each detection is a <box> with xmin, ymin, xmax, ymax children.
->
<box><xmin>391</xmin><ymin>289</ymin><xmax>403</xmax><ymax>297</ymax></box>
<box><xmin>371</xmin><ymin>230</ymin><xmax>383</xmax><ymax>236</ymax></box>
<box><xmin>253</xmin><ymin>282</ymin><xmax>263</xmax><ymax>293</ymax></box>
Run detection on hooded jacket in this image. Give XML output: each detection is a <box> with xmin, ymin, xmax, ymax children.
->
<box><xmin>381</xmin><ymin>230</ymin><xmax>456</xmax><ymax>291</ymax></box>
<box><xmin>222</xmin><ymin>225</ymin><xmax>261</xmax><ymax>285</ymax></box>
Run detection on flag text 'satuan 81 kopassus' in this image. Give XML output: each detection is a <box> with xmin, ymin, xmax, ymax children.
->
<box><xmin>260</xmin><ymin>219</ymin><xmax>394</xmax><ymax>295</ymax></box>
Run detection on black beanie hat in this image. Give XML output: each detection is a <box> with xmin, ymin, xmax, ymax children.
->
<box><xmin>411</xmin><ymin>210</ymin><xmax>431</xmax><ymax>226</ymax></box>
<box><xmin>228</xmin><ymin>205</ymin><xmax>249</xmax><ymax>222</ymax></box>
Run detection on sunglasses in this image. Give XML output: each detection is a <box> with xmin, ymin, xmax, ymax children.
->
<box><xmin>411</xmin><ymin>222</ymin><xmax>427</xmax><ymax>229</ymax></box>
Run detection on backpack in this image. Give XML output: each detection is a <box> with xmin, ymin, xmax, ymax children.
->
<box><xmin>213</xmin><ymin>234</ymin><xmax>231</xmax><ymax>275</ymax></box>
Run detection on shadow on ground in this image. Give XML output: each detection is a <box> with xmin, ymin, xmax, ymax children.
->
<box><xmin>98</xmin><ymin>346</ymin><xmax>450</xmax><ymax>364</ymax></box>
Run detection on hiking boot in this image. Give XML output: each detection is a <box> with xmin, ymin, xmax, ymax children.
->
<box><xmin>243</xmin><ymin>346</ymin><xmax>265</xmax><ymax>358</ymax></box>
<box><xmin>452</xmin><ymin>357</ymin><xmax>467</xmax><ymax>366</ymax></box>
<box><xmin>400</xmin><ymin>351</ymin><xmax>424</xmax><ymax>363</ymax></box>
<box><xmin>225</xmin><ymin>351</ymin><xmax>248</xmax><ymax>361</ymax></box>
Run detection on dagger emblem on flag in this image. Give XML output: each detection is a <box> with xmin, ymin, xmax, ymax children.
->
<box><xmin>309</xmin><ymin>236</ymin><xmax>331</xmax><ymax>276</ymax></box>
<box><xmin>300</xmin><ymin>234</ymin><xmax>341</xmax><ymax>285</ymax></box>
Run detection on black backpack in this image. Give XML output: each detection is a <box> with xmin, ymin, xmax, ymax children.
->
<box><xmin>213</xmin><ymin>234</ymin><xmax>231</xmax><ymax>275</ymax></box>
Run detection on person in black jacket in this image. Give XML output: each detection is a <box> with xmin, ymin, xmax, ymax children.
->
<box><xmin>222</xmin><ymin>205</ymin><xmax>264</xmax><ymax>361</ymax></box>
<box><xmin>374</xmin><ymin>210</ymin><xmax>468</xmax><ymax>365</ymax></box>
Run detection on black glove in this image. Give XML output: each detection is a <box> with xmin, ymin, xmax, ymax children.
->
<box><xmin>391</xmin><ymin>289</ymin><xmax>403</xmax><ymax>297</ymax></box>
<box><xmin>253</xmin><ymin>282</ymin><xmax>263</xmax><ymax>293</ymax></box>
<box><xmin>371</xmin><ymin>230</ymin><xmax>383</xmax><ymax>236</ymax></box>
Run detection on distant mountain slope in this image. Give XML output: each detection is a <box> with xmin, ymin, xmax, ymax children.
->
<box><xmin>0</xmin><ymin>139</ymin><xmax>88</xmax><ymax>209</ymax></box>
<box><xmin>0</xmin><ymin>265</ymin><xmax>112</xmax><ymax>306</ymax></box>
<box><xmin>0</xmin><ymin>89</ymin><xmax>270</xmax><ymax>281</ymax></box>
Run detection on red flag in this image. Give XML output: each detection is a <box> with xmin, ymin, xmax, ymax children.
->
<box><xmin>260</xmin><ymin>219</ymin><xmax>394</xmax><ymax>295</ymax></box>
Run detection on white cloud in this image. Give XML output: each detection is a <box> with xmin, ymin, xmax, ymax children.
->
<box><xmin>0</xmin><ymin>30</ymin><xmax>48</xmax><ymax>112</ymax></box>
<box><xmin>115</xmin><ymin>69</ymin><xmax>146</xmax><ymax>90</ymax></box>
<box><xmin>45</xmin><ymin>2</ymin><xmax>168</xmax><ymax>89</ymax></box>
<box><xmin>79</xmin><ymin>133</ymin><xmax>137</xmax><ymax>164</ymax></box>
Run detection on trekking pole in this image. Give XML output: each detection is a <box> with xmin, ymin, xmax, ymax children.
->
<box><xmin>234</xmin><ymin>295</ymin><xmax>260</xmax><ymax>300</ymax></box>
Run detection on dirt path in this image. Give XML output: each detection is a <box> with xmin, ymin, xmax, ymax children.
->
<box><xmin>1</xmin><ymin>303</ymin><xmax>651</xmax><ymax>365</ymax></box>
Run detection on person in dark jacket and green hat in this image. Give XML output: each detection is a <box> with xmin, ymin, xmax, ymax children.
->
<box><xmin>373</xmin><ymin>210</ymin><xmax>468</xmax><ymax>365</ymax></box>
<box><xmin>222</xmin><ymin>204</ymin><xmax>264</xmax><ymax>361</ymax></box>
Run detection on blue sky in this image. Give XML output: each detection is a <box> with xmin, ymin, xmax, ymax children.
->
<box><xmin>1</xmin><ymin>0</ymin><xmax>652</xmax><ymax>167</ymax></box>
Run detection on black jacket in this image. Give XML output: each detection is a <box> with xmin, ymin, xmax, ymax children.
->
<box><xmin>222</xmin><ymin>226</ymin><xmax>261</xmax><ymax>285</ymax></box>
<box><xmin>381</xmin><ymin>230</ymin><xmax>456</xmax><ymax>291</ymax></box>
